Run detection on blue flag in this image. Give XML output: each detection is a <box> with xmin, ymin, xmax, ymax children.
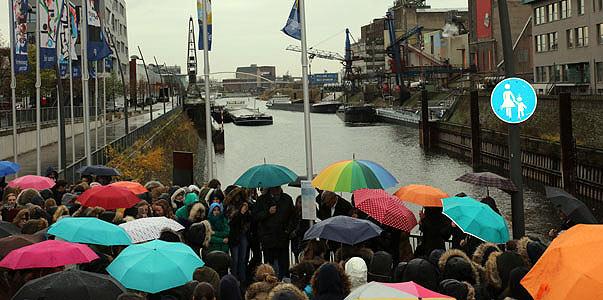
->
<box><xmin>197</xmin><ymin>0</ymin><xmax>212</xmax><ymax>51</ymax></box>
<box><xmin>282</xmin><ymin>0</ymin><xmax>301</xmax><ymax>40</ymax></box>
<box><xmin>86</xmin><ymin>0</ymin><xmax>112</xmax><ymax>61</ymax></box>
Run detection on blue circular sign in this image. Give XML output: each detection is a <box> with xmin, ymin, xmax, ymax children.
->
<box><xmin>490</xmin><ymin>77</ymin><xmax>537</xmax><ymax>124</ymax></box>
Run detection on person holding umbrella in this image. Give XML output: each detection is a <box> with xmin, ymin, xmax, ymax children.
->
<box><xmin>253</xmin><ymin>186</ymin><xmax>296</xmax><ymax>279</ymax></box>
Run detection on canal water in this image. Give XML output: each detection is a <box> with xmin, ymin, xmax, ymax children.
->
<box><xmin>214</xmin><ymin>97</ymin><xmax>557</xmax><ymax>239</ymax></box>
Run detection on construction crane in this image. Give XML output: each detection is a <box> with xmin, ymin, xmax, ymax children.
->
<box><xmin>285</xmin><ymin>45</ymin><xmax>345</xmax><ymax>61</ymax></box>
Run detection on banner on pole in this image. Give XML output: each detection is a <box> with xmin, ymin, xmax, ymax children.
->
<box><xmin>59</xmin><ymin>1</ymin><xmax>78</xmax><ymax>63</ymax></box>
<box><xmin>11</xmin><ymin>0</ymin><xmax>29</xmax><ymax>73</ymax></box>
<box><xmin>301</xmin><ymin>180</ymin><xmax>317</xmax><ymax>221</ymax></box>
<box><xmin>59</xmin><ymin>57</ymin><xmax>81</xmax><ymax>78</ymax></box>
<box><xmin>39</xmin><ymin>0</ymin><xmax>63</xmax><ymax>69</ymax></box>
<box><xmin>282</xmin><ymin>0</ymin><xmax>301</xmax><ymax>41</ymax></box>
<box><xmin>197</xmin><ymin>0</ymin><xmax>212</xmax><ymax>51</ymax></box>
<box><xmin>86</xmin><ymin>0</ymin><xmax>112</xmax><ymax>61</ymax></box>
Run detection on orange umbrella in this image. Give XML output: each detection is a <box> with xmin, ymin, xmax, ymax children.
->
<box><xmin>110</xmin><ymin>181</ymin><xmax>148</xmax><ymax>195</ymax></box>
<box><xmin>394</xmin><ymin>184</ymin><xmax>448</xmax><ymax>207</ymax></box>
<box><xmin>521</xmin><ymin>224</ymin><xmax>603</xmax><ymax>300</ymax></box>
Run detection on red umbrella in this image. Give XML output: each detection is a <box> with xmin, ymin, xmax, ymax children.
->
<box><xmin>78</xmin><ymin>186</ymin><xmax>140</xmax><ymax>210</ymax></box>
<box><xmin>353</xmin><ymin>189</ymin><xmax>418</xmax><ymax>232</ymax></box>
<box><xmin>0</xmin><ymin>240</ymin><xmax>98</xmax><ymax>270</ymax></box>
<box><xmin>8</xmin><ymin>175</ymin><xmax>55</xmax><ymax>191</ymax></box>
<box><xmin>110</xmin><ymin>181</ymin><xmax>148</xmax><ymax>195</ymax></box>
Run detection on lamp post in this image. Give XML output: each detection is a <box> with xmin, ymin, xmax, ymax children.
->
<box><xmin>131</xmin><ymin>53</ymin><xmax>153</xmax><ymax>122</ymax></box>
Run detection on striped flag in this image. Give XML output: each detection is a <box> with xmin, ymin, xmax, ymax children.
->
<box><xmin>282</xmin><ymin>0</ymin><xmax>301</xmax><ymax>40</ymax></box>
<box><xmin>197</xmin><ymin>0</ymin><xmax>212</xmax><ymax>51</ymax></box>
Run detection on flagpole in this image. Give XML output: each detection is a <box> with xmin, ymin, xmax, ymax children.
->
<box><xmin>94</xmin><ymin>60</ymin><xmax>99</xmax><ymax>151</ymax></box>
<box><xmin>68</xmin><ymin>8</ymin><xmax>75</xmax><ymax>164</ymax></box>
<box><xmin>8</xmin><ymin>0</ymin><xmax>19</xmax><ymax>175</ymax></box>
<box><xmin>81</xmin><ymin>0</ymin><xmax>92</xmax><ymax>166</ymax></box>
<box><xmin>35</xmin><ymin>0</ymin><xmax>42</xmax><ymax>175</ymax></box>
<box><xmin>103</xmin><ymin>59</ymin><xmax>107</xmax><ymax>146</ymax></box>
<box><xmin>299</xmin><ymin>0</ymin><xmax>314</xmax><ymax>181</ymax></box>
<box><xmin>201</xmin><ymin>0</ymin><xmax>214</xmax><ymax>180</ymax></box>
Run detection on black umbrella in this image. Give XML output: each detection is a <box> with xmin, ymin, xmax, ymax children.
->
<box><xmin>0</xmin><ymin>221</ymin><xmax>20</xmax><ymax>238</ymax></box>
<box><xmin>303</xmin><ymin>215</ymin><xmax>383</xmax><ymax>245</ymax></box>
<box><xmin>12</xmin><ymin>269</ymin><xmax>127</xmax><ymax>300</ymax></box>
<box><xmin>545</xmin><ymin>186</ymin><xmax>597</xmax><ymax>224</ymax></box>
<box><xmin>455</xmin><ymin>172</ymin><xmax>518</xmax><ymax>195</ymax></box>
<box><xmin>77</xmin><ymin>165</ymin><xmax>121</xmax><ymax>177</ymax></box>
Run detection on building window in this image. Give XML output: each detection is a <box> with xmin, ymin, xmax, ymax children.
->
<box><xmin>548</xmin><ymin>32</ymin><xmax>559</xmax><ymax>50</ymax></box>
<box><xmin>535</xmin><ymin>6</ymin><xmax>547</xmax><ymax>24</ymax></box>
<box><xmin>577</xmin><ymin>26</ymin><xmax>589</xmax><ymax>47</ymax></box>
<box><xmin>535</xmin><ymin>66</ymin><xmax>547</xmax><ymax>82</ymax></box>
<box><xmin>597</xmin><ymin>62</ymin><xmax>603</xmax><ymax>82</ymax></box>
<box><xmin>567</xmin><ymin>29</ymin><xmax>575</xmax><ymax>48</ymax></box>
<box><xmin>566</xmin><ymin>62</ymin><xmax>590</xmax><ymax>83</ymax></box>
<box><xmin>598</xmin><ymin>24</ymin><xmax>603</xmax><ymax>44</ymax></box>
<box><xmin>578</xmin><ymin>0</ymin><xmax>585</xmax><ymax>14</ymax></box>
<box><xmin>548</xmin><ymin>3</ymin><xmax>559</xmax><ymax>21</ymax></box>
<box><xmin>561</xmin><ymin>0</ymin><xmax>572</xmax><ymax>18</ymax></box>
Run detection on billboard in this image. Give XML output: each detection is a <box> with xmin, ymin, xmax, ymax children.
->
<box><xmin>309</xmin><ymin>73</ymin><xmax>339</xmax><ymax>86</ymax></box>
<box><xmin>476</xmin><ymin>0</ymin><xmax>492</xmax><ymax>39</ymax></box>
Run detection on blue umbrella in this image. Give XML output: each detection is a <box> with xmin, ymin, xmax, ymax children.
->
<box><xmin>0</xmin><ymin>161</ymin><xmax>20</xmax><ymax>177</ymax></box>
<box><xmin>442</xmin><ymin>196</ymin><xmax>510</xmax><ymax>244</ymax></box>
<box><xmin>304</xmin><ymin>215</ymin><xmax>383</xmax><ymax>245</ymax></box>
<box><xmin>76</xmin><ymin>165</ymin><xmax>121</xmax><ymax>176</ymax></box>
<box><xmin>234</xmin><ymin>163</ymin><xmax>298</xmax><ymax>188</ymax></box>
<box><xmin>48</xmin><ymin>217</ymin><xmax>132</xmax><ymax>246</ymax></box>
<box><xmin>106</xmin><ymin>240</ymin><xmax>204</xmax><ymax>293</ymax></box>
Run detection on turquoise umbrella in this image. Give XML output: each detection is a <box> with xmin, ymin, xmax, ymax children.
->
<box><xmin>442</xmin><ymin>196</ymin><xmax>510</xmax><ymax>244</ymax></box>
<box><xmin>48</xmin><ymin>217</ymin><xmax>132</xmax><ymax>246</ymax></box>
<box><xmin>234</xmin><ymin>163</ymin><xmax>298</xmax><ymax>188</ymax></box>
<box><xmin>106</xmin><ymin>240</ymin><xmax>204</xmax><ymax>293</ymax></box>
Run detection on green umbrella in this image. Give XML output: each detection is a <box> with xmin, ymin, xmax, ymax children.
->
<box><xmin>234</xmin><ymin>163</ymin><xmax>298</xmax><ymax>188</ymax></box>
<box><xmin>106</xmin><ymin>240</ymin><xmax>204</xmax><ymax>293</ymax></box>
<box><xmin>442</xmin><ymin>196</ymin><xmax>510</xmax><ymax>244</ymax></box>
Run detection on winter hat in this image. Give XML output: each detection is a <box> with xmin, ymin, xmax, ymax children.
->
<box><xmin>220</xmin><ymin>274</ymin><xmax>242</xmax><ymax>300</ymax></box>
<box><xmin>438</xmin><ymin>249</ymin><xmax>479</xmax><ymax>285</ymax></box>
<box><xmin>207</xmin><ymin>202</ymin><xmax>223</xmax><ymax>218</ymax></box>
<box><xmin>505</xmin><ymin>267</ymin><xmax>532</xmax><ymax>300</ymax></box>
<box><xmin>345</xmin><ymin>257</ymin><xmax>367</xmax><ymax>291</ymax></box>
<box><xmin>517</xmin><ymin>237</ymin><xmax>547</xmax><ymax>267</ymax></box>
<box><xmin>204</xmin><ymin>250</ymin><xmax>232</xmax><ymax>278</ymax></box>
<box><xmin>368</xmin><ymin>251</ymin><xmax>393</xmax><ymax>282</ymax></box>
<box><xmin>472</xmin><ymin>243</ymin><xmax>502</xmax><ymax>267</ymax></box>
<box><xmin>193</xmin><ymin>266</ymin><xmax>221</xmax><ymax>298</ymax></box>
<box><xmin>438</xmin><ymin>279</ymin><xmax>476</xmax><ymax>300</ymax></box>
<box><xmin>428</xmin><ymin>249</ymin><xmax>445</xmax><ymax>269</ymax></box>
<box><xmin>485</xmin><ymin>251</ymin><xmax>526</xmax><ymax>290</ymax></box>
<box><xmin>402</xmin><ymin>258</ymin><xmax>440</xmax><ymax>291</ymax></box>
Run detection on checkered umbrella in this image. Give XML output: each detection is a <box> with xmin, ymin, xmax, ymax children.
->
<box><xmin>353</xmin><ymin>189</ymin><xmax>418</xmax><ymax>233</ymax></box>
<box><xmin>455</xmin><ymin>172</ymin><xmax>517</xmax><ymax>194</ymax></box>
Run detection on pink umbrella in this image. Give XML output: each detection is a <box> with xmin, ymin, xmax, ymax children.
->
<box><xmin>8</xmin><ymin>175</ymin><xmax>56</xmax><ymax>191</ymax></box>
<box><xmin>0</xmin><ymin>240</ymin><xmax>98</xmax><ymax>270</ymax></box>
<box><xmin>353</xmin><ymin>189</ymin><xmax>418</xmax><ymax>232</ymax></box>
<box><xmin>383</xmin><ymin>281</ymin><xmax>453</xmax><ymax>299</ymax></box>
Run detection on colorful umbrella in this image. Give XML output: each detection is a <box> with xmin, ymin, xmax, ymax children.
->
<box><xmin>107</xmin><ymin>240</ymin><xmax>204</xmax><ymax>293</ymax></box>
<box><xmin>345</xmin><ymin>281</ymin><xmax>454</xmax><ymax>300</ymax></box>
<box><xmin>0</xmin><ymin>240</ymin><xmax>98</xmax><ymax>270</ymax></box>
<box><xmin>521</xmin><ymin>224</ymin><xmax>603</xmax><ymax>300</ymax></box>
<box><xmin>234</xmin><ymin>163</ymin><xmax>298</xmax><ymax>188</ymax></box>
<box><xmin>395</xmin><ymin>184</ymin><xmax>448</xmax><ymax>207</ymax></box>
<box><xmin>441</xmin><ymin>196</ymin><xmax>510</xmax><ymax>244</ymax></box>
<box><xmin>119</xmin><ymin>217</ymin><xmax>185</xmax><ymax>244</ymax></box>
<box><xmin>48</xmin><ymin>217</ymin><xmax>132</xmax><ymax>246</ymax></box>
<box><xmin>0</xmin><ymin>234</ymin><xmax>44</xmax><ymax>259</ymax></box>
<box><xmin>304</xmin><ymin>215</ymin><xmax>383</xmax><ymax>245</ymax></box>
<box><xmin>110</xmin><ymin>181</ymin><xmax>149</xmax><ymax>194</ymax></box>
<box><xmin>12</xmin><ymin>269</ymin><xmax>127</xmax><ymax>300</ymax></box>
<box><xmin>77</xmin><ymin>165</ymin><xmax>121</xmax><ymax>176</ymax></box>
<box><xmin>353</xmin><ymin>189</ymin><xmax>417</xmax><ymax>232</ymax></box>
<box><xmin>8</xmin><ymin>175</ymin><xmax>56</xmax><ymax>191</ymax></box>
<box><xmin>455</xmin><ymin>172</ymin><xmax>517</xmax><ymax>194</ymax></box>
<box><xmin>312</xmin><ymin>159</ymin><xmax>398</xmax><ymax>192</ymax></box>
<box><xmin>0</xmin><ymin>161</ymin><xmax>20</xmax><ymax>177</ymax></box>
<box><xmin>78</xmin><ymin>185</ymin><xmax>140</xmax><ymax>210</ymax></box>
<box><xmin>0</xmin><ymin>221</ymin><xmax>21</xmax><ymax>238</ymax></box>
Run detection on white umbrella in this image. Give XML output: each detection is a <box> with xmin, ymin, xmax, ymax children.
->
<box><xmin>119</xmin><ymin>217</ymin><xmax>184</xmax><ymax>243</ymax></box>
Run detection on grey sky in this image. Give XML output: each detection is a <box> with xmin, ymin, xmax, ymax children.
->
<box><xmin>1</xmin><ymin>0</ymin><xmax>467</xmax><ymax>79</ymax></box>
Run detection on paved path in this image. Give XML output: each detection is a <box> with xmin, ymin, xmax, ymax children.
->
<box><xmin>17</xmin><ymin>103</ymin><xmax>176</xmax><ymax>176</ymax></box>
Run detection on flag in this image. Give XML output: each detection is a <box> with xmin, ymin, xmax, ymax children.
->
<box><xmin>59</xmin><ymin>59</ymin><xmax>81</xmax><ymax>78</ymax></box>
<box><xmin>197</xmin><ymin>0</ymin><xmax>212</xmax><ymax>51</ymax></box>
<box><xmin>86</xmin><ymin>0</ymin><xmax>112</xmax><ymax>61</ymax></box>
<box><xmin>38</xmin><ymin>0</ymin><xmax>63</xmax><ymax>69</ymax></box>
<box><xmin>282</xmin><ymin>0</ymin><xmax>301</xmax><ymax>40</ymax></box>
<box><xmin>58</xmin><ymin>1</ymin><xmax>78</xmax><ymax>63</ymax></box>
<box><xmin>11</xmin><ymin>0</ymin><xmax>29</xmax><ymax>73</ymax></box>
<box><xmin>69</xmin><ymin>2</ymin><xmax>79</xmax><ymax>59</ymax></box>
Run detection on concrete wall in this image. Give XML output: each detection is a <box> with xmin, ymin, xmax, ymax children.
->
<box><xmin>0</xmin><ymin>120</ymin><xmax>102</xmax><ymax>160</ymax></box>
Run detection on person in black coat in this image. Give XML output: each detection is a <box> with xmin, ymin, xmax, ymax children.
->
<box><xmin>415</xmin><ymin>207</ymin><xmax>452</xmax><ymax>258</ymax></box>
<box><xmin>318</xmin><ymin>191</ymin><xmax>352</xmax><ymax>221</ymax></box>
<box><xmin>228</xmin><ymin>200</ymin><xmax>252</xmax><ymax>284</ymax></box>
<box><xmin>252</xmin><ymin>187</ymin><xmax>297</xmax><ymax>279</ymax></box>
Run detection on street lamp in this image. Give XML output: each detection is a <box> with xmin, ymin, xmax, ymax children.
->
<box><xmin>131</xmin><ymin>53</ymin><xmax>153</xmax><ymax>122</ymax></box>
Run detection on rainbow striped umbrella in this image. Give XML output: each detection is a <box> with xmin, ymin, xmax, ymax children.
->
<box><xmin>312</xmin><ymin>159</ymin><xmax>398</xmax><ymax>192</ymax></box>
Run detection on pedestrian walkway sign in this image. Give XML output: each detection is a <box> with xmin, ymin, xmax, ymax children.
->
<box><xmin>490</xmin><ymin>77</ymin><xmax>537</xmax><ymax>124</ymax></box>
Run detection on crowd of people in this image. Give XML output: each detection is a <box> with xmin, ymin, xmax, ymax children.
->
<box><xmin>0</xmin><ymin>169</ymin><xmax>568</xmax><ymax>300</ymax></box>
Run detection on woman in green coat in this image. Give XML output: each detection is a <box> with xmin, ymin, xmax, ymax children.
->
<box><xmin>207</xmin><ymin>203</ymin><xmax>230</xmax><ymax>253</ymax></box>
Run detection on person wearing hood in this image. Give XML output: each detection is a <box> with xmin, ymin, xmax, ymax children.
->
<box><xmin>220</xmin><ymin>274</ymin><xmax>243</xmax><ymax>300</ymax></box>
<box><xmin>185</xmin><ymin>216</ymin><xmax>213</xmax><ymax>257</ymax></box>
<box><xmin>438</xmin><ymin>249</ymin><xmax>480</xmax><ymax>285</ymax></box>
<box><xmin>268</xmin><ymin>283</ymin><xmax>309</xmax><ymax>300</ymax></box>
<box><xmin>368</xmin><ymin>251</ymin><xmax>393</xmax><ymax>282</ymax></box>
<box><xmin>208</xmin><ymin>203</ymin><xmax>230</xmax><ymax>253</ymax></box>
<box><xmin>472</xmin><ymin>243</ymin><xmax>502</xmax><ymax>287</ymax></box>
<box><xmin>194</xmin><ymin>266</ymin><xmax>221</xmax><ymax>299</ymax></box>
<box><xmin>176</xmin><ymin>193</ymin><xmax>201</xmax><ymax>225</ymax></box>
<box><xmin>401</xmin><ymin>258</ymin><xmax>440</xmax><ymax>291</ymax></box>
<box><xmin>16</xmin><ymin>188</ymin><xmax>41</xmax><ymax>206</ymax></box>
<box><xmin>438</xmin><ymin>279</ymin><xmax>476</xmax><ymax>300</ymax></box>
<box><xmin>500</xmin><ymin>267</ymin><xmax>533</xmax><ymax>300</ymax></box>
<box><xmin>345</xmin><ymin>257</ymin><xmax>367</xmax><ymax>292</ymax></box>
<box><xmin>171</xmin><ymin>187</ymin><xmax>188</xmax><ymax>210</ymax></box>
<box><xmin>311</xmin><ymin>263</ymin><xmax>351</xmax><ymax>300</ymax></box>
<box><xmin>516</xmin><ymin>236</ymin><xmax>547</xmax><ymax>268</ymax></box>
<box><xmin>205</xmin><ymin>250</ymin><xmax>232</xmax><ymax>278</ymax></box>
<box><xmin>485</xmin><ymin>251</ymin><xmax>527</xmax><ymax>297</ymax></box>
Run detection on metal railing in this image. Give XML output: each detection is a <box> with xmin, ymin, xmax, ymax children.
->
<box><xmin>60</xmin><ymin>107</ymin><xmax>182</xmax><ymax>183</ymax></box>
<box><xmin>0</xmin><ymin>106</ymin><xmax>105</xmax><ymax>131</ymax></box>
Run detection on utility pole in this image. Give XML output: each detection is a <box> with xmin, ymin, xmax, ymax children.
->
<box><xmin>138</xmin><ymin>46</ymin><xmax>153</xmax><ymax>122</ymax></box>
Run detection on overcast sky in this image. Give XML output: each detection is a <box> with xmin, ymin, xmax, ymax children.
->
<box><xmin>1</xmin><ymin>0</ymin><xmax>466</xmax><ymax>79</ymax></box>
